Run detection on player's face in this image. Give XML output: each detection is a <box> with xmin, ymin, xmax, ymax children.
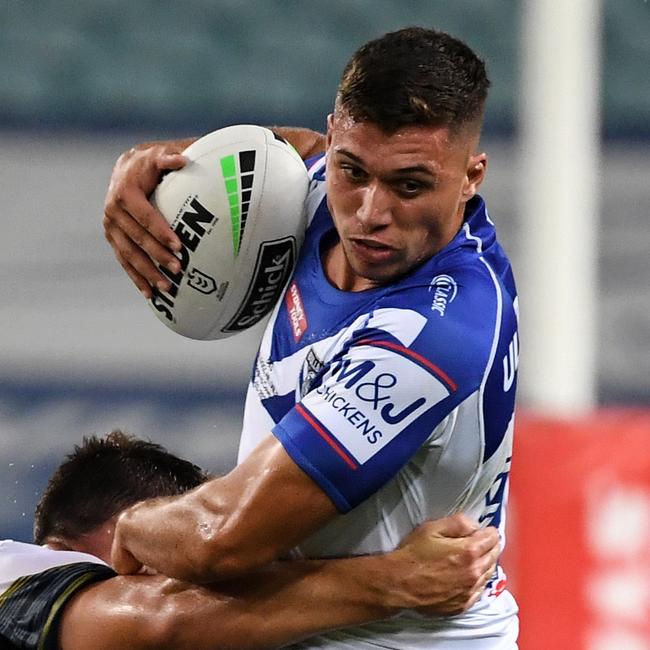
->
<box><xmin>324</xmin><ymin>112</ymin><xmax>486</xmax><ymax>291</ymax></box>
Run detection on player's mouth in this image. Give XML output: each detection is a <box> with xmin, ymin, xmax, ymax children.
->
<box><xmin>349</xmin><ymin>238</ymin><xmax>398</xmax><ymax>264</ymax></box>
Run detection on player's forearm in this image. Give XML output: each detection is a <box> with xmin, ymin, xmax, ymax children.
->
<box><xmin>270</xmin><ymin>126</ymin><xmax>326</xmax><ymax>159</ymax></box>
<box><xmin>208</xmin><ymin>557</ymin><xmax>400</xmax><ymax>648</ymax></box>
<box><xmin>158</xmin><ymin>555</ymin><xmax>404</xmax><ymax>650</ymax></box>
<box><xmin>62</xmin><ymin>556</ymin><xmax>401</xmax><ymax>650</ymax></box>
<box><xmin>132</xmin><ymin>127</ymin><xmax>324</xmax><ymax>161</ymax></box>
<box><xmin>132</xmin><ymin>137</ymin><xmax>198</xmax><ymax>152</ymax></box>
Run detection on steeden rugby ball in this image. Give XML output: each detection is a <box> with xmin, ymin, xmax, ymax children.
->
<box><xmin>149</xmin><ymin>125</ymin><xmax>309</xmax><ymax>340</ymax></box>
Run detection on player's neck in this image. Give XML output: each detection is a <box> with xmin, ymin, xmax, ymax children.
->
<box><xmin>322</xmin><ymin>240</ymin><xmax>380</xmax><ymax>292</ymax></box>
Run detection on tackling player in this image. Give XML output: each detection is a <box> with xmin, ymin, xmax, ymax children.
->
<box><xmin>0</xmin><ymin>431</ymin><xmax>498</xmax><ymax>650</ymax></box>
<box><xmin>103</xmin><ymin>27</ymin><xmax>519</xmax><ymax>647</ymax></box>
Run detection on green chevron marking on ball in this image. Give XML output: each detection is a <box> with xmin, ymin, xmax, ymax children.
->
<box><xmin>220</xmin><ymin>150</ymin><xmax>256</xmax><ymax>256</ymax></box>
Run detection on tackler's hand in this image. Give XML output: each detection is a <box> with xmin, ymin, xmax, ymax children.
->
<box><xmin>392</xmin><ymin>514</ymin><xmax>500</xmax><ymax>616</ymax></box>
<box><xmin>102</xmin><ymin>142</ymin><xmax>188</xmax><ymax>298</ymax></box>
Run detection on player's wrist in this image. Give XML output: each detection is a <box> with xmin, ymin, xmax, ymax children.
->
<box><xmin>363</xmin><ymin>550</ymin><xmax>415</xmax><ymax>612</ymax></box>
<box><xmin>381</xmin><ymin>545</ymin><xmax>450</xmax><ymax>612</ymax></box>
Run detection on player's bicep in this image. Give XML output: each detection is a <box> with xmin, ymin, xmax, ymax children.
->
<box><xmin>209</xmin><ymin>434</ymin><xmax>339</xmax><ymax>567</ymax></box>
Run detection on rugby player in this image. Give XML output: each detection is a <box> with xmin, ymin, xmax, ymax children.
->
<box><xmin>0</xmin><ymin>431</ymin><xmax>499</xmax><ymax>650</ymax></box>
<box><xmin>103</xmin><ymin>27</ymin><xmax>519</xmax><ymax>647</ymax></box>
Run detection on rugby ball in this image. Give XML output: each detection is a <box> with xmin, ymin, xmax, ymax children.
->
<box><xmin>148</xmin><ymin>125</ymin><xmax>309</xmax><ymax>340</ymax></box>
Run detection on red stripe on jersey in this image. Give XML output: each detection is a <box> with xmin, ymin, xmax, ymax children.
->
<box><xmin>356</xmin><ymin>339</ymin><xmax>458</xmax><ymax>392</ymax></box>
<box><xmin>295</xmin><ymin>404</ymin><xmax>358</xmax><ymax>470</ymax></box>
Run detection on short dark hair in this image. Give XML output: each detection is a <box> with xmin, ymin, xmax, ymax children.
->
<box><xmin>337</xmin><ymin>26</ymin><xmax>490</xmax><ymax>134</ymax></box>
<box><xmin>34</xmin><ymin>430</ymin><xmax>209</xmax><ymax>544</ymax></box>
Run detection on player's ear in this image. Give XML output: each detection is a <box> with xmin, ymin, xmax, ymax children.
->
<box><xmin>462</xmin><ymin>152</ymin><xmax>487</xmax><ymax>201</ymax></box>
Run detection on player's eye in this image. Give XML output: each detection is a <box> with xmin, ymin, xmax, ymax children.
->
<box><xmin>395</xmin><ymin>179</ymin><xmax>426</xmax><ymax>197</ymax></box>
<box><xmin>340</xmin><ymin>163</ymin><xmax>368</xmax><ymax>183</ymax></box>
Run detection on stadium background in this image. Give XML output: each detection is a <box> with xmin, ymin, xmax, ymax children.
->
<box><xmin>1</xmin><ymin>2</ymin><xmax>648</xmax><ymax>647</ymax></box>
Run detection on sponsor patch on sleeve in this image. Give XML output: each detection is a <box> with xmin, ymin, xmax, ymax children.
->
<box><xmin>300</xmin><ymin>341</ymin><xmax>455</xmax><ymax>465</ymax></box>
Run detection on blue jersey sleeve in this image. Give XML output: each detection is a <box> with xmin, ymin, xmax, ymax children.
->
<box><xmin>273</xmin><ymin>275</ymin><xmax>498</xmax><ymax>511</ymax></box>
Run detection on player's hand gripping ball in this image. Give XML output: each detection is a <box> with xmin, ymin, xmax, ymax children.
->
<box><xmin>148</xmin><ymin>125</ymin><xmax>309</xmax><ymax>340</ymax></box>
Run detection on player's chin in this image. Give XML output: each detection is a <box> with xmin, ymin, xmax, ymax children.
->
<box><xmin>351</xmin><ymin>259</ymin><xmax>409</xmax><ymax>287</ymax></box>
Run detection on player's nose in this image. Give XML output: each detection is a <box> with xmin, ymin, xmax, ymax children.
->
<box><xmin>356</xmin><ymin>182</ymin><xmax>392</xmax><ymax>230</ymax></box>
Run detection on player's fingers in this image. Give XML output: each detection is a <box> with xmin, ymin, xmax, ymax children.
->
<box><xmin>111</xmin><ymin>511</ymin><xmax>146</xmax><ymax>575</ymax></box>
<box><xmin>463</xmin><ymin>545</ymin><xmax>499</xmax><ymax>608</ymax></box>
<box><xmin>110</xmin><ymin>185</ymin><xmax>181</xmax><ymax>251</ymax></box>
<box><xmin>105</xmin><ymin>205</ymin><xmax>181</xmax><ymax>273</ymax></box>
<box><xmin>466</xmin><ymin>526</ymin><xmax>500</xmax><ymax>557</ymax></box>
<box><xmin>479</xmin><ymin>563</ymin><xmax>497</xmax><ymax>591</ymax></box>
<box><xmin>111</xmin><ymin>543</ymin><xmax>144</xmax><ymax>575</ymax></box>
<box><xmin>471</xmin><ymin>549</ymin><xmax>498</xmax><ymax>590</ymax></box>
<box><xmin>108</xmin><ymin>227</ymin><xmax>173</xmax><ymax>296</ymax></box>
<box><xmin>118</xmin><ymin>258</ymin><xmax>156</xmax><ymax>299</ymax></box>
<box><xmin>446</xmin><ymin>560</ymin><xmax>497</xmax><ymax>615</ymax></box>
<box><xmin>156</xmin><ymin>152</ymin><xmax>187</xmax><ymax>172</ymax></box>
<box><xmin>483</xmin><ymin>542</ymin><xmax>500</xmax><ymax>579</ymax></box>
<box><xmin>461</xmin><ymin>586</ymin><xmax>485</xmax><ymax>612</ymax></box>
<box><xmin>459</xmin><ymin>563</ymin><xmax>498</xmax><ymax>614</ymax></box>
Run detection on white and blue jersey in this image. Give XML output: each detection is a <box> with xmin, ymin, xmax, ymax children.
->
<box><xmin>239</xmin><ymin>154</ymin><xmax>519</xmax><ymax>647</ymax></box>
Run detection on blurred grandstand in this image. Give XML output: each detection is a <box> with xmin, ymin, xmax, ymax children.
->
<box><xmin>0</xmin><ymin>2</ymin><xmax>649</xmax><ymax>647</ymax></box>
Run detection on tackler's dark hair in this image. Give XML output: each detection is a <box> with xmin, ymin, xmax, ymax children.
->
<box><xmin>34</xmin><ymin>430</ymin><xmax>208</xmax><ymax>544</ymax></box>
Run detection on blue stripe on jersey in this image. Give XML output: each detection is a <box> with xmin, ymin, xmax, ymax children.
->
<box><xmin>263</xmin><ymin>390</ymin><xmax>297</xmax><ymax>425</ymax></box>
<box><xmin>461</xmin><ymin>218</ymin><xmax>519</xmax><ymax>462</ymax></box>
<box><xmin>306</xmin><ymin>153</ymin><xmax>327</xmax><ymax>180</ymax></box>
<box><xmin>479</xmin><ymin>455</ymin><xmax>512</xmax><ymax>529</ymax></box>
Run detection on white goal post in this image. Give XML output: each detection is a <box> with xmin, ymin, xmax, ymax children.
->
<box><xmin>518</xmin><ymin>0</ymin><xmax>602</xmax><ymax>414</ymax></box>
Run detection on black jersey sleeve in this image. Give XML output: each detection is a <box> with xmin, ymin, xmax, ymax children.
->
<box><xmin>0</xmin><ymin>562</ymin><xmax>115</xmax><ymax>650</ymax></box>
